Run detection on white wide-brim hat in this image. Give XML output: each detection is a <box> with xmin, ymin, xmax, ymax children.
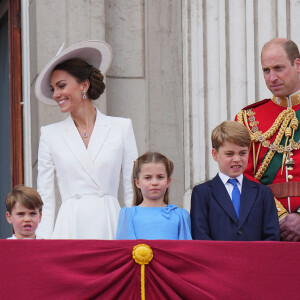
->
<box><xmin>35</xmin><ymin>40</ymin><xmax>112</xmax><ymax>105</ymax></box>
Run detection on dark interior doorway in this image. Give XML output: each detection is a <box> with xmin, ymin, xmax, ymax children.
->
<box><xmin>0</xmin><ymin>0</ymin><xmax>23</xmax><ymax>238</ymax></box>
<box><xmin>0</xmin><ymin>11</ymin><xmax>11</xmax><ymax>238</ymax></box>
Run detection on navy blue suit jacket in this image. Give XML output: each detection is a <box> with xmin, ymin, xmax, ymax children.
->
<box><xmin>190</xmin><ymin>174</ymin><xmax>280</xmax><ymax>241</ymax></box>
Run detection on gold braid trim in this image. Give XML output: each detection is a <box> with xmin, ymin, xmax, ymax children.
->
<box><xmin>255</xmin><ymin>110</ymin><xmax>294</xmax><ymax>180</ymax></box>
<box><xmin>237</xmin><ymin>109</ymin><xmax>291</xmax><ymax>142</ymax></box>
<box><xmin>237</xmin><ymin>108</ymin><xmax>296</xmax><ymax>180</ymax></box>
<box><xmin>275</xmin><ymin>198</ymin><xmax>288</xmax><ymax>220</ymax></box>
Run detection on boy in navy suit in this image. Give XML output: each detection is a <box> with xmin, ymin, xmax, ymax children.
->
<box><xmin>190</xmin><ymin>121</ymin><xmax>279</xmax><ymax>241</ymax></box>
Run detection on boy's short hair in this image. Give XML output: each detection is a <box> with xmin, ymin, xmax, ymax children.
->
<box><xmin>6</xmin><ymin>185</ymin><xmax>44</xmax><ymax>214</ymax></box>
<box><xmin>211</xmin><ymin>120</ymin><xmax>251</xmax><ymax>150</ymax></box>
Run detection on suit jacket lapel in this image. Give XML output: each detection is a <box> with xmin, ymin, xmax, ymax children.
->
<box><xmin>61</xmin><ymin>114</ymin><xmax>104</xmax><ymax>189</ymax></box>
<box><xmin>87</xmin><ymin>109</ymin><xmax>111</xmax><ymax>163</ymax></box>
<box><xmin>209</xmin><ymin>175</ymin><xmax>239</xmax><ymax>224</ymax></box>
<box><xmin>239</xmin><ymin>176</ymin><xmax>257</xmax><ymax>227</ymax></box>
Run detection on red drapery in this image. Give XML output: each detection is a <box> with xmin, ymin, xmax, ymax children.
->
<box><xmin>1</xmin><ymin>240</ymin><xmax>299</xmax><ymax>299</ymax></box>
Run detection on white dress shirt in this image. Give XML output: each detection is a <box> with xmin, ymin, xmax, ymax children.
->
<box><xmin>218</xmin><ymin>172</ymin><xmax>243</xmax><ymax>201</ymax></box>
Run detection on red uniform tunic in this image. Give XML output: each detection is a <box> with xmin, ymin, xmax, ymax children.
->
<box><xmin>237</xmin><ymin>94</ymin><xmax>300</xmax><ymax>216</ymax></box>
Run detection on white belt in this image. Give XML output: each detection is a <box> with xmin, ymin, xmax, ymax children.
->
<box><xmin>65</xmin><ymin>192</ymin><xmax>106</xmax><ymax>201</ymax></box>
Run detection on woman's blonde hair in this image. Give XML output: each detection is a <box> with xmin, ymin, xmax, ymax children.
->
<box><xmin>132</xmin><ymin>152</ymin><xmax>174</xmax><ymax>206</ymax></box>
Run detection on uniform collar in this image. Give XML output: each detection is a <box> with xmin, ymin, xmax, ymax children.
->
<box><xmin>272</xmin><ymin>90</ymin><xmax>300</xmax><ymax>107</ymax></box>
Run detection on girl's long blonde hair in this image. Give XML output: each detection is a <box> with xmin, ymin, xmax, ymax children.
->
<box><xmin>132</xmin><ymin>152</ymin><xmax>174</xmax><ymax>206</ymax></box>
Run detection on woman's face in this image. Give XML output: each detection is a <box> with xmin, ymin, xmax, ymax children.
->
<box><xmin>50</xmin><ymin>70</ymin><xmax>86</xmax><ymax>113</ymax></box>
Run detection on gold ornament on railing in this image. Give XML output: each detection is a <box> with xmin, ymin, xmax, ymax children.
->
<box><xmin>132</xmin><ymin>244</ymin><xmax>153</xmax><ymax>300</ymax></box>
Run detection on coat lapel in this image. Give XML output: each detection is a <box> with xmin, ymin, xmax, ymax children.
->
<box><xmin>239</xmin><ymin>177</ymin><xmax>257</xmax><ymax>227</ymax></box>
<box><xmin>87</xmin><ymin>109</ymin><xmax>111</xmax><ymax>163</ymax></box>
<box><xmin>209</xmin><ymin>175</ymin><xmax>239</xmax><ymax>224</ymax></box>
<box><xmin>61</xmin><ymin>114</ymin><xmax>105</xmax><ymax>190</ymax></box>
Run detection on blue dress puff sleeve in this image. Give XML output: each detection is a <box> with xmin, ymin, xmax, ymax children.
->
<box><xmin>177</xmin><ymin>207</ymin><xmax>192</xmax><ymax>240</ymax></box>
<box><xmin>116</xmin><ymin>207</ymin><xmax>136</xmax><ymax>240</ymax></box>
<box><xmin>164</xmin><ymin>204</ymin><xmax>192</xmax><ymax>240</ymax></box>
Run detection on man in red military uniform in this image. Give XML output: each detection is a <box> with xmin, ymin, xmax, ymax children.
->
<box><xmin>237</xmin><ymin>38</ymin><xmax>300</xmax><ymax>241</ymax></box>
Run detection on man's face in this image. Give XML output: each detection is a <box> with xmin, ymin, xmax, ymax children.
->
<box><xmin>261</xmin><ymin>44</ymin><xmax>300</xmax><ymax>97</ymax></box>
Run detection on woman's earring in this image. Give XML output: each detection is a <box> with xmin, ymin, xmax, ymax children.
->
<box><xmin>82</xmin><ymin>91</ymin><xmax>87</xmax><ymax>99</ymax></box>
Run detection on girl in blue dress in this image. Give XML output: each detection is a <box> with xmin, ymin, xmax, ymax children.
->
<box><xmin>116</xmin><ymin>152</ymin><xmax>192</xmax><ymax>240</ymax></box>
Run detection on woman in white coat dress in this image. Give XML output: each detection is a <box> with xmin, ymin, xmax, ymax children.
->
<box><xmin>34</xmin><ymin>41</ymin><xmax>138</xmax><ymax>239</ymax></box>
